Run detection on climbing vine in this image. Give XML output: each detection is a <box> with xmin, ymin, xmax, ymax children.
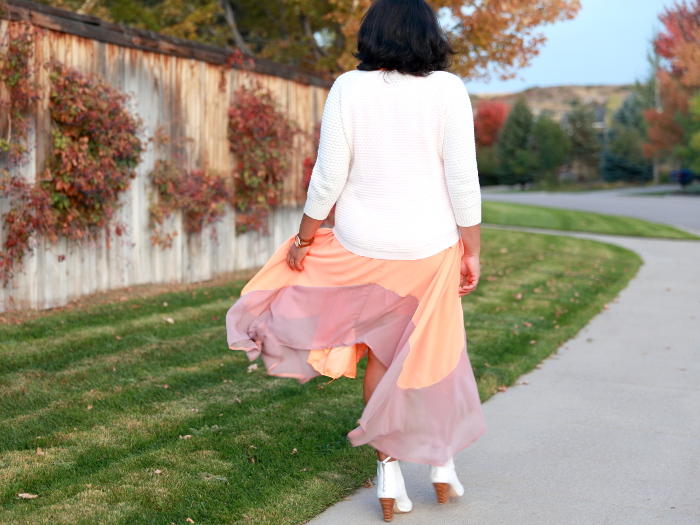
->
<box><xmin>218</xmin><ymin>48</ymin><xmax>254</xmax><ymax>93</ymax></box>
<box><xmin>0</xmin><ymin>23</ymin><xmax>43</xmax><ymax>167</ymax></box>
<box><xmin>0</xmin><ymin>54</ymin><xmax>143</xmax><ymax>284</ymax></box>
<box><xmin>148</xmin><ymin>159</ymin><xmax>229</xmax><ymax>248</ymax></box>
<box><xmin>228</xmin><ymin>82</ymin><xmax>297</xmax><ymax>234</ymax></box>
<box><xmin>45</xmin><ymin>63</ymin><xmax>142</xmax><ymax>238</ymax></box>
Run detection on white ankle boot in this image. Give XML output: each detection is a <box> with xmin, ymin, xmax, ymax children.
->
<box><xmin>376</xmin><ymin>457</ymin><xmax>412</xmax><ymax>521</ymax></box>
<box><xmin>429</xmin><ymin>457</ymin><xmax>464</xmax><ymax>504</ymax></box>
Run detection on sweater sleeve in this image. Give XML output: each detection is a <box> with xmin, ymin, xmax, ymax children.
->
<box><xmin>303</xmin><ymin>78</ymin><xmax>351</xmax><ymax>220</ymax></box>
<box><xmin>442</xmin><ymin>78</ymin><xmax>482</xmax><ymax>227</ymax></box>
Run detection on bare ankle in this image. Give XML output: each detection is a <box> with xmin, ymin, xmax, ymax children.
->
<box><xmin>376</xmin><ymin>451</ymin><xmax>397</xmax><ymax>462</ymax></box>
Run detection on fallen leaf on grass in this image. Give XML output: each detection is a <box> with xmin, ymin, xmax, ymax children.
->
<box><xmin>179</xmin><ymin>435</ymin><xmax>192</xmax><ymax>440</ymax></box>
<box><xmin>163</xmin><ymin>384</ymin><xmax>169</xmax><ymax>389</ymax></box>
<box><xmin>186</xmin><ymin>519</ymin><xmax>194</xmax><ymax>524</ymax></box>
<box><xmin>16</xmin><ymin>493</ymin><xmax>38</xmax><ymax>499</ymax></box>
<box><xmin>86</xmin><ymin>405</ymin><xmax>93</xmax><ymax>410</ymax></box>
<box><xmin>514</xmin><ymin>293</ymin><xmax>523</xmax><ymax>300</ymax></box>
<box><xmin>36</xmin><ymin>447</ymin><xmax>44</xmax><ymax>456</ymax></box>
<box><xmin>154</xmin><ymin>469</ymin><xmax>163</xmax><ymax>474</ymax></box>
<box><xmin>201</xmin><ymin>472</ymin><xmax>229</xmax><ymax>483</ymax></box>
<box><xmin>115</xmin><ymin>336</ymin><xmax>122</xmax><ymax>340</ymax></box>
<box><xmin>290</xmin><ymin>448</ymin><xmax>297</xmax><ymax>454</ymax></box>
<box><xmin>530</xmin><ymin>340</ymin><xmax>537</xmax><ymax>345</ymax></box>
<box><xmin>483</xmin><ymin>363</ymin><xmax>491</xmax><ymax>368</ymax></box>
<box><xmin>163</xmin><ymin>302</ymin><xmax>169</xmax><ymax>307</ymax></box>
<box><xmin>522</xmin><ymin>321</ymin><xmax>532</xmax><ymax>328</ymax></box>
<box><xmin>164</xmin><ymin>317</ymin><xmax>174</xmax><ymax>324</ymax></box>
<box><xmin>247</xmin><ymin>364</ymin><xmax>258</xmax><ymax>373</ymax></box>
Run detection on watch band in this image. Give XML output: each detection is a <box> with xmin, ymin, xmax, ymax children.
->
<box><xmin>294</xmin><ymin>234</ymin><xmax>314</xmax><ymax>248</ymax></box>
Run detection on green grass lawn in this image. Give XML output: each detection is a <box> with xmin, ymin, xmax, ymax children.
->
<box><xmin>0</xmin><ymin>229</ymin><xmax>641</xmax><ymax>524</ymax></box>
<box><xmin>482</xmin><ymin>201</ymin><xmax>699</xmax><ymax>239</ymax></box>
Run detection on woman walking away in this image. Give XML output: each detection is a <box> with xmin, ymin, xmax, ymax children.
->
<box><xmin>226</xmin><ymin>0</ymin><xmax>485</xmax><ymax>520</ymax></box>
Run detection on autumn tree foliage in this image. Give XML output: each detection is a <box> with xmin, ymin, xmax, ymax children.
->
<box><xmin>474</xmin><ymin>99</ymin><xmax>510</xmax><ymax>147</ymax></box>
<box><xmin>474</xmin><ymin>98</ymin><xmax>509</xmax><ymax>185</ymax></box>
<box><xmin>644</xmin><ymin>0</ymin><xmax>700</xmax><ymax>168</ymax></box>
<box><xmin>38</xmin><ymin>0</ymin><xmax>581</xmax><ymax>79</ymax></box>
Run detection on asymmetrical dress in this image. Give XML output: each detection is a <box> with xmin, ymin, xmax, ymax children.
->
<box><xmin>226</xmin><ymin>69</ymin><xmax>486</xmax><ymax>466</ymax></box>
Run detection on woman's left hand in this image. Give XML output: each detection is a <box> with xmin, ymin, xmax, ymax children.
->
<box><xmin>286</xmin><ymin>244</ymin><xmax>311</xmax><ymax>271</ymax></box>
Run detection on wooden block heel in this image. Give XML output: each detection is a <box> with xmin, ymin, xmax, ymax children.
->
<box><xmin>379</xmin><ymin>498</ymin><xmax>395</xmax><ymax>522</ymax></box>
<box><xmin>433</xmin><ymin>482</ymin><xmax>450</xmax><ymax>504</ymax></box>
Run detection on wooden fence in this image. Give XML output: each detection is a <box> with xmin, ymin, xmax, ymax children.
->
<box><xmin>0</xmin><ymin>0</ymin><xmax>332</xmax><ymax>312</ymax></box>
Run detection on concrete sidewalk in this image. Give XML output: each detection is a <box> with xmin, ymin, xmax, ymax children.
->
<box><xmin>309</xmin><ymin>231</ymin><xmax>700</xmax><ymax>525</ymax></box>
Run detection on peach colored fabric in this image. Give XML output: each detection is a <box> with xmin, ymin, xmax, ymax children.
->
<box><xmin>238</xmin><ymin>229</ymin><xmax>463</xmax><ymax>389</ymax></box>
<box><xmin>226</xmin><ymin>228</ymin><xmax>485</xmax><ymax>465</ymax></box>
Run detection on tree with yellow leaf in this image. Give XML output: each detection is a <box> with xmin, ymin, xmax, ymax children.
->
<box><xmin>644</xmin><ymin>0</ymin><xmax>700</xmax><ymax>172</ymax></box>
<box><xmin>36</xmin><ymin>0</ymin><xmax>580</xmax><ymax>79</ymax></box>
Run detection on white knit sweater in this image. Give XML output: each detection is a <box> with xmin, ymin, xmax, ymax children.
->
<box><xmin>304</xmin><ymin>69</ymin><xmax>481</xmax><ymax>260</ymax></box>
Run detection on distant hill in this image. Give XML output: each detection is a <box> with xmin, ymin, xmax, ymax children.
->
<box><xmin>469</xmin><ymin>84</ymin><xmax>636</xmax><ymax>128</ymax></box>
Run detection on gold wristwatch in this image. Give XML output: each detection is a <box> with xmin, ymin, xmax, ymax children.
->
<box><xmin>294</xmin><ymin>234</ymin><xmax>314</xmax><ymax>248</ymax></box>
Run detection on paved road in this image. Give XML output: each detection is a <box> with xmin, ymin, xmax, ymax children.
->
<box><xmin>310</xmin><ymin>230</ymin><xmax>700</xmax><ymax>525</ymax></box>
<box><xmin>482</xmin><ymin>185</ymin><xmax>700</xmax><ymax>235</ymax></box>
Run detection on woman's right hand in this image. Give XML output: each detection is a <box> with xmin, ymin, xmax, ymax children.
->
<box><xmin>459</xmin><ymin>255</ymin><xmax>480</xmax><ymax>296</ymax></box>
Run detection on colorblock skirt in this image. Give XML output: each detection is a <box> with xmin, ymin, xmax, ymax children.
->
<box><xmin>226</xmin><ymin>228</ymin><xmax>485</xmax><ymax>466</ymax></box>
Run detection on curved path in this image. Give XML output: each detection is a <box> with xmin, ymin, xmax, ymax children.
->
<box><xmin>482</xmin><ymin>185</ymin><xmax>700</xmax><ymax>235</ymax></box>
<box><xmin>310</xmin><ymin>229</ymin><xmax>700</xmax><ymax>525</ymax></box>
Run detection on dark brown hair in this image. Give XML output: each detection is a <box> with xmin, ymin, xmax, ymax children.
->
<box><xmin>354</xmin><ymin>0</ymin><xmax>456</xmax><ymax>76</ymax></box>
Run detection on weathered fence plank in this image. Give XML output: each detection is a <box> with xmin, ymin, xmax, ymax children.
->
<box><xmin>0</xmin><ymin>1</ymin><xmax>330</xmax><ymax>312</ymax></box>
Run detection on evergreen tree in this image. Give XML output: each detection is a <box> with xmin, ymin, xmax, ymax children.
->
<box><xmin>601</xmin><ymin>93</ymin><xmax>653</xmax><ymax>183</ymax></box>
<box><xmin>530</xmin><ymin>112</ymin><xmax>570</xmax><ymax>186</ymax></box>
<box><xmin>564</xmin><ymin>102</ymin><xmax>602</xmax><ymax>181</ymax></box>
<box><xmin>497</xmin><ymin>97</ymin><xmax>535</xmax><ymax>186</ymax></box>
<box><xmin>476</xmin><ymin>146</ymin><xmax>500</xmax><ymax>186</ymax></box>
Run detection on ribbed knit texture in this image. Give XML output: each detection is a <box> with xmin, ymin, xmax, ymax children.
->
<box><xmin>304</xmin><ymin>69</ymin><xmax>481</xmax><ymax>260</ymax></box>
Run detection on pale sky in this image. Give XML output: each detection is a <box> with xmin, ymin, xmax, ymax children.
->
<box><xmin>464</xmin><ymin>0</ymin><xmax>677</xmax><ymax>95</ymax></box>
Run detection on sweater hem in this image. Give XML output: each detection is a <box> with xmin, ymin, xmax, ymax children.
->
<box><xmin>303</xmin><ymin>198</ymin><xmax>333</xmax><ymax>221</ymax></box>
<box><xmin>453</xmin><ymin>204</ymin><xmax>482</xmax><ymax>227</ymax></box>
<box><xmin>332</xmin><ymin>227</ymin><xmax>460</xmax><ymax>261</ymax></box>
